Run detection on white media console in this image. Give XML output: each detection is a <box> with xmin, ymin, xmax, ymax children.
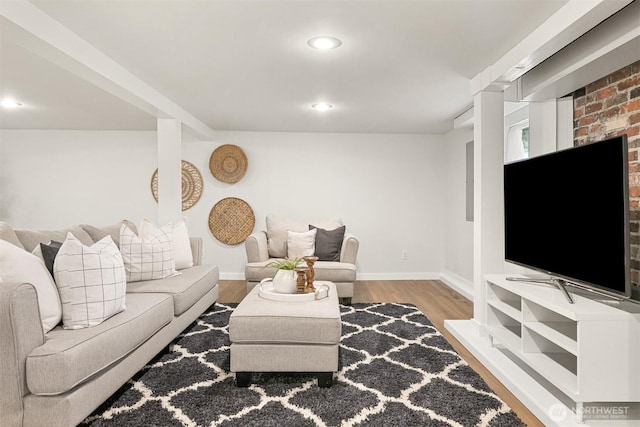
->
<box><xmin>446</xmin><ymin>274</ymin><xmax>640</xmax><ymax>426</ymax></box>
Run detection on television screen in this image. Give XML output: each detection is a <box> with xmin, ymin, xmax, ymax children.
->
<box><xmin>504</xmin><ymin>135</ymin><xmax>630</xmax><ymax>297</ymax></box>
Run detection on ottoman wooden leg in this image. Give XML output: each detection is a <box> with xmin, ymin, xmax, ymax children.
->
<box><xmin>318</xmin><ymin>372</ymin><xmax>334</xmax><ymax>388</ymax></box>
<box><xmin>236</xmin><ymin>372</ymin><xmax>252</xmax><ymax>387</ymax></box>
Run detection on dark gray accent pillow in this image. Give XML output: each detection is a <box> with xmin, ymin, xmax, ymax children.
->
<box><xmin>40</xmin><ymin>240</ymin><xmax>63</xmax><ymax>277</ymax></box>
<box><xmin>309</xmin><ymin>225</ymin><xmax>346</xmax><ymax>262</ymax></box>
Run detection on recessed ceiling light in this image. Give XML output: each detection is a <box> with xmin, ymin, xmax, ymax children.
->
<box><xmin>312</xmin><ymin>103</ymin><xmax>333</xmax><ymax>111</ymax></box>
<box><xmin>307</xmin><ymin>36</ymin><xmax>342</xmax><ymax>50</ymax></box>
<box><xmin>1</xmin><ymin>98</ymin><xmax>22</xmax><ymax>109</ymax></box>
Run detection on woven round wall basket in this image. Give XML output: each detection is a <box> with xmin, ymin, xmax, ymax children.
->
<box><xmin>151</xmin><ymin>160</ymin><xmax>203</xmax><ymax>211</ymax></box>
<box><xmin>209</xmin><ymin>144</ymin><xmax>248</xmax><ymax>183</ymax></box>
<box><xmin>208</xmin><ymin>197</ymin><xmax>255</xmax><ymax>245</ymax></box>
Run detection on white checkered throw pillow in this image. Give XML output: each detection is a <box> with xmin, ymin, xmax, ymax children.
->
<box><xmin>119</xmin><ymin>224</ymin><xmax>177</xmax><ymax>282</ymax></box>
<box><xmin>54</xmin><ymin>233</ymin><xmax>126</xmax><ymax>329</ymax></box>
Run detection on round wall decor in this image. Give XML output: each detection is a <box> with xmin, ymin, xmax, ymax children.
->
<box><xmin>209</xmin><ymin>144</ymin><xmax>248</xmax><ymax>183</ymax></box>
<box><xmin>151</xmin><ymin>160</ymin><xmax>203</xmax><ymax>211</ymax></box>
<box><xmin>208</xmin><ymin>197</ymin><xmax>255</xmax><ymax>245</ymax></box>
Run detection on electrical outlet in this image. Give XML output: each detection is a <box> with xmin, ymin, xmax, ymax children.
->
<box><xmin>402</xmin><ymin>250</ymin><xmax>408</xmax><ymax>260</ymax></box>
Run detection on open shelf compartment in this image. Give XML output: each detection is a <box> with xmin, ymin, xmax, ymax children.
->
<box><xmin>521</xmin><ymin>321</ymin><xmax>578</xmax><ymax>395</ymax></box>
<box><xmin>522</xmin><ymin>299</ymin><xmax>578</xmax><ymax>355</ymax></box>
<box><xmin>487</xmin><ymin>282</ymin><xmax>522</xmax><ymax>317</ymax></box>
<box><xmin>486</xmin><ymin>305</ymin><xmax>522</xmax><ymax>351</ymax></box>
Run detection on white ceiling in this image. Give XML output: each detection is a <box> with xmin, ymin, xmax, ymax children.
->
<box><xmin>0</xmin><ymin>0</ymin><xmax>573</xmax><ymax>135</ymax></box>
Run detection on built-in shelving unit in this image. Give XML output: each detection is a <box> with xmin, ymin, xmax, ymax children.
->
<box><xmin>483</xmin><ymin>274</ymin><xmax>640</xmax><ymax>418</ymax></box>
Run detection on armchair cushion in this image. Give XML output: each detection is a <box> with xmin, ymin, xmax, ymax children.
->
<box><xmin>266</xmin><ymin>215</ymin><xmax>342</xmax><ymax>258</ymax></box>
<box><xmin>287</xmin><ymin>229</ymin><xmax>316</xmax><ymax>258</ymax></box>
<box><xmin>310</xmin><ymin>225</ymin><xmax>345</xmax><ymax>262</ymax></box>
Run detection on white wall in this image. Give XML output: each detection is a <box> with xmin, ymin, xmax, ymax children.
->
<box><xmin>0</xmin><ymin>130</ymin><xmax>158</xmax><ymax>227</ymax></box>
<box><xmin>0</xmin><ymin>129</ymin><xmax>447</xmax><ymax>280</ymax></box>
<box><xmin>441</xmin><ymin>127</ymin><xmax>474</xmax><ymax>298</ymax></box>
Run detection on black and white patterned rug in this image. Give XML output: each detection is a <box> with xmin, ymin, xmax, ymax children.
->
<box><xmin>83</xmin><ymin>303</ymin><xmax>525</xmax><ymax>426</ymax></box>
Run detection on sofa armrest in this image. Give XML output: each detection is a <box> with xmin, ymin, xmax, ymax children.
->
<box><xmin>245</xmin><ymin>231</ymin><xmax>269</xmax><ymax>262</ymax></box>
<box><xmin>0</xmin><ymin>282</ymin><xmax>45</xmax><ymax>426</ymax></box>
<box><xmin>189</xmin><ymin>237</ymin><xmax>203</xmax><ymax>266</ymax></box>
<box><xmin>340</xmin><ymin>234</ymin><xmax>359</xmax><ymax>264</ymax></box>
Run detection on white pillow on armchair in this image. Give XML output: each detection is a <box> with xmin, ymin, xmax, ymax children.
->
<box><xmin>287</xmin><ymin>228</ymin><xmax>317</xmax><ymax>259</ymax></box>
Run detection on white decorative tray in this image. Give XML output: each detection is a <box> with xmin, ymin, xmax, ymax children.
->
<box><xmin>259</xmin><ymin>281</ymin><xmax>329</xmax><ymax>302</ymax></box>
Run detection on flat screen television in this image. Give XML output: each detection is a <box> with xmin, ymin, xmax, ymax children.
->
<box><xmin>503</xmin><ymin>134</ymin><xmax>630</xmax><ymax>300</ymax></box>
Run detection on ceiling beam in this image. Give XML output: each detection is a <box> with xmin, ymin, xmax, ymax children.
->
<box><xmin>511</xmin><ymin>0</ymin><xmax>640</xmax><ymax>102</ymax></box>
<box><xmin>470</xmin><ymin>0</ymin><xmax>633</xmax><ymax>96</ymax></box>
<box><xmin>0</xmin><ymin>0</ymin><xmax>215</xmax><ymax>139</ymax></box>
<box><xmin>453</xmin><ymin>107</ymin><xmax>474</xmax><ymax>129</ymax></box>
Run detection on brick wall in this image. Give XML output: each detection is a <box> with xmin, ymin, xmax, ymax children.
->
<box><xmin>573</xmin><ymin>60</ymin><xmax>640</xmax><ymax>287</ymax></box>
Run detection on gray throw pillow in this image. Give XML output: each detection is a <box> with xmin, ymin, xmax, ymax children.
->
<box><xmin>309</xmin><ymin>225</ymin><xmax>346</xmax><ymax>262</ymax></box>
<box><xmin>40</xmin><ymin>240</ymin><xmax>63</xmax><ymax>277</ymax></box>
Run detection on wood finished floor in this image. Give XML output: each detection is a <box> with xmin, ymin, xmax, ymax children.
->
<box><xmin>218</xmin><ymin>279</ymin><xmax>543</xmax><ymax>427</ymax></box>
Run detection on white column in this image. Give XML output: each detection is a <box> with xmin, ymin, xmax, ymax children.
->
<box><xmin>529</xmin><ymin>98</ymin><xmax>574</xmax><ymax>156</ymax></box>
<box><xmin>556</xmin><ymin>97</ymin><xmax>574</xmax><ymax>150</ymax></box>
<box><xmin>157</xmin><ymin>118</ymin><xmax>182</xmax><ymax>225</ymax></box>
<box><xmin>473</xmin><ymin>90</ymin><xmax>505</xmax><ymax>325</ymax></box>
<box><xmin>529</xmin><ymin>99</ymin><xmax>558</xmax><ymax>157</ymax></box>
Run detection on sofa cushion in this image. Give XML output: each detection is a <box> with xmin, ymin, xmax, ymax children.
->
<box><xmin>245</xmin><ymin>260</ymin><xmax>355</xmax><ymax>283</ymax></box>
<box><xmin>0</xmin><ymin>239</ymin><xmax>62</xmax><ymax>334</ymax></box>
<box><xmin>126</xmin><ymin>265</ymin><xmax>219</xmax><ymax>316</ymax></box>
<box><xmin>119</xmin><ymin>224</ymin><xmax>177</xmax><ymax>282</ymax></box>
<box><xmin>140</xmin><ymin>218</ymin><xmax>193</xmax><ymax>270</ymax></box>
<box><xmin>0</xmin><ymin>221</ymin><xmax>24</xmax><ymax>249</ymax></box>
<box><xmin>54</xmin><ymin>234</ymin><xmax>127</xmax><ymax>330</ymax></box>
<box><xmin>266</xmin><ymin>215</ymin><xmax>342</xmax><ymax>258</ymax></box>
<box><xmin>14</xmin><ymin>225</ymin><xmax>94</xmax><ymax>252</ymax></box>
<box><xmin>26</xmin><ymin>292</ymin><xmax>173</xmax><ymax>396</ymax></box>
<box><xmin>310</xmin><ymin>225</ymin><xmax>345</xmax><ymax>262</ymax></box>
<box><xmin>170</xmin><ymin>219</ymin><xmax>193</xmax><ymax>270</ymax></box>
<box><xmin>80</xmin><ymin>220</ymin><xmax>137</xmax><ymax>248</ymax></box>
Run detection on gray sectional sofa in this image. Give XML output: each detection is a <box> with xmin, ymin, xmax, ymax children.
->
<box><xmin>0</xmin><ymin>221</ymin><xmax>219</xmax><ymax>427</ymax></box>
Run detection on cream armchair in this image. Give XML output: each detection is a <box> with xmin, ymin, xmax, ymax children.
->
<box><xmin>244</xmin><ymin>216</ymin><xmax>358</xmax><ymax>304</ymax></box>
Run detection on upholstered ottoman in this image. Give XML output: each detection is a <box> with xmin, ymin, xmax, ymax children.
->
<box><xmin>229</xmin><ymin>281</ymin><xmax>341</xmax><ymax>387</ymax></box>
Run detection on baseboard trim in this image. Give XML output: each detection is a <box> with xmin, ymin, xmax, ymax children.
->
<box><xmin>220</xmin><ymin>271</ymin><xmax>465</xmax><ymax>283</ymax></box>
<box><xmin>439</xmin><ymin>270</ymin><xmax>474</xmax><ymax>301</ymax></box>
<box><xmin>355</xmin><ymin>272</ymin><xmax>441</xmax><ymax>280</ymax></box>
<box><xmin>219</xmin><ymin>272</ymin><xmax>246</xmax><ymax>280</ymax></box>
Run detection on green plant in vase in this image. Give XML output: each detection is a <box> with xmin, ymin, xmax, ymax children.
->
<box><xmin>264</xmin><ymin>258</ymin><xmax>302</xmax><ymax>293</ymax></box>
<box><xmin>266</xmin><ymin>257</ymin><xmax>303</xmax><ymax>270</ymax></box>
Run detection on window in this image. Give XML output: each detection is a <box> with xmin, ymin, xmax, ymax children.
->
<box><xmin>505</xmin><ymin>120</ymin><xmax>529</xmax><ymax>162</ymax></box>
